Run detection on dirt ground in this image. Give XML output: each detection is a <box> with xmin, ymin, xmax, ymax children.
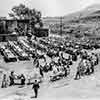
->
<box><xmin>0</xmin><ymin>49</ymin><xmax>100</xmax><ymax>100</ymax></box>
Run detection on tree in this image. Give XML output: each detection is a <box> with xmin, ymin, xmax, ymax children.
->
<box><xmin>9</xmin><ymin>4</ymin><xmax>43</xmax><ymax>31</ymax></box>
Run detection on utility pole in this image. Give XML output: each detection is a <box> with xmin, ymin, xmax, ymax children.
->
<box><xmin>77</xmin><ymin>13</ymin><xmax>82</xmax><ymax>38</ymax></box>
<box><xmin>60</xmin><ymin>16</ymin><xmax>63</xmax><ymax>36</ymax></box>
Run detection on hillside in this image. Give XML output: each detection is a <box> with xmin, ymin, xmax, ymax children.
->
<box><xmin>43</xmin><ymin>4</ymin><xmax>100</xmax><ymax>37</ymax></box>
<box><xmin>43</xmin><ymin>4</ymin><xmax>100</xmax><ymax>24</ymax></box>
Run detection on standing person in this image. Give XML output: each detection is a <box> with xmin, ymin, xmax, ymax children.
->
<box><xmin>95</xmin><ymin>54</ymin><xmax>99</xmax><ymax>65</ymax></box>
<box><xmin>74</xmin><ymin>59</ymin><xmax>83</xmax><ymax>80</ymax></box>
<box><xmin>85</xmin><ymin>60</ymin><xmax>90</xmax><ymax>75</ymax></box>
<box><xmin>9</xmin><ymin>71</ymin><xmax>15</xmax><ymax>86</ymax></box>
<box><xmin>39</xmin><ymin>66</ymin><xmax>44</xmax><ymax>78</ymax></box>
<box><xmin>20</xmin><ymin>74</ymin><xmax>26</xmax><ymax>86</ymax></box>
<box><xmin>90</xmin><ymin>60</ymin><xmax>94</xmax><ymax>74</ymax></box>
<box><xmin>1</xmin><ymin>74</ymin><xmax>7</xmax><ymax>88</ymax></box>
<box><xmin>66</xmin><ymin>65</ymin><xmax>70</xmax><ymax>76</ymax></box>
<box><xmin>32</xmin><ymin>80</ymin><xmax>40</xmax><ymax>98</ymax></box>
<box><xmin>64</xmin><ymin>67</ymin><xmax>67</xmax><ymax>77</ymax></box>
<box><xmin>74</xmin><ymin>66</ymin><xmax>81</xmax><ymax>80</ymax></box>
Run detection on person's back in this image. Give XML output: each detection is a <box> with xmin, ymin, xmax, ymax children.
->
<box><xmin>33</xmin><ymin>82</ymin><xmax>39</xmax><ymax>89</ymax></box>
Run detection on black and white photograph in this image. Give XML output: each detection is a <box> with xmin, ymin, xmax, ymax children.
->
<box><xmin>0</xmin><ymin>0</ymin><xmax>100</xmax><ymax>100</ymax></box>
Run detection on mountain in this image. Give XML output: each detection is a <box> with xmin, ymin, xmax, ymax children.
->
<box><xmin>43</xmin><ymin>4</ymin><xmax>100</xmax><ymax>24</ymax></box>
<box><xmin>86</xmin><ymin>4</ymin><xmax>100</xmax><ymax>11</ymax></box>
<box><xmin>43</xmin><ymin>4</ymin><xmax>100</xmax><ymax>37</ymax></box>
<box><xmin>63</xmin><ymin>4</ymin><xmax>100</xmax><ymax>22</ymax></box>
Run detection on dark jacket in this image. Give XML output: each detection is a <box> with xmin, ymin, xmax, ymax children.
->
<box><xmin>32</xmin><ymin>82</ymin><xmax>40</xmax><ymax>90</ymax></box>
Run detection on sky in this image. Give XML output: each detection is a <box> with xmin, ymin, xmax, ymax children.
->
<box><xmin>0</xmin><ymin>0</ymin><xmax>100</xmax><ymax>17</ymax></box>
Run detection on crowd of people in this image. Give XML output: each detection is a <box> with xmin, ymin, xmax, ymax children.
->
<box><xmin>75</xmin><ymin>52</ymin><xmax>99</xmax><ymax>80</ymax></box>
<box><xmin>0</xmin><ymin>36</ymin><xmax>100</xmax><ymax>98</ymax></box>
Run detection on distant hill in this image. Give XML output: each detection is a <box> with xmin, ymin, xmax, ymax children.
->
<box><xmin>43</xmin><ymin>4</ymin><xmax>100</xmax><ymax>24</ymax></box>
<box><xmin>43</xmin><ymin>4</ymin><xmax>100</xmax><ymax>37</ymax></box>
